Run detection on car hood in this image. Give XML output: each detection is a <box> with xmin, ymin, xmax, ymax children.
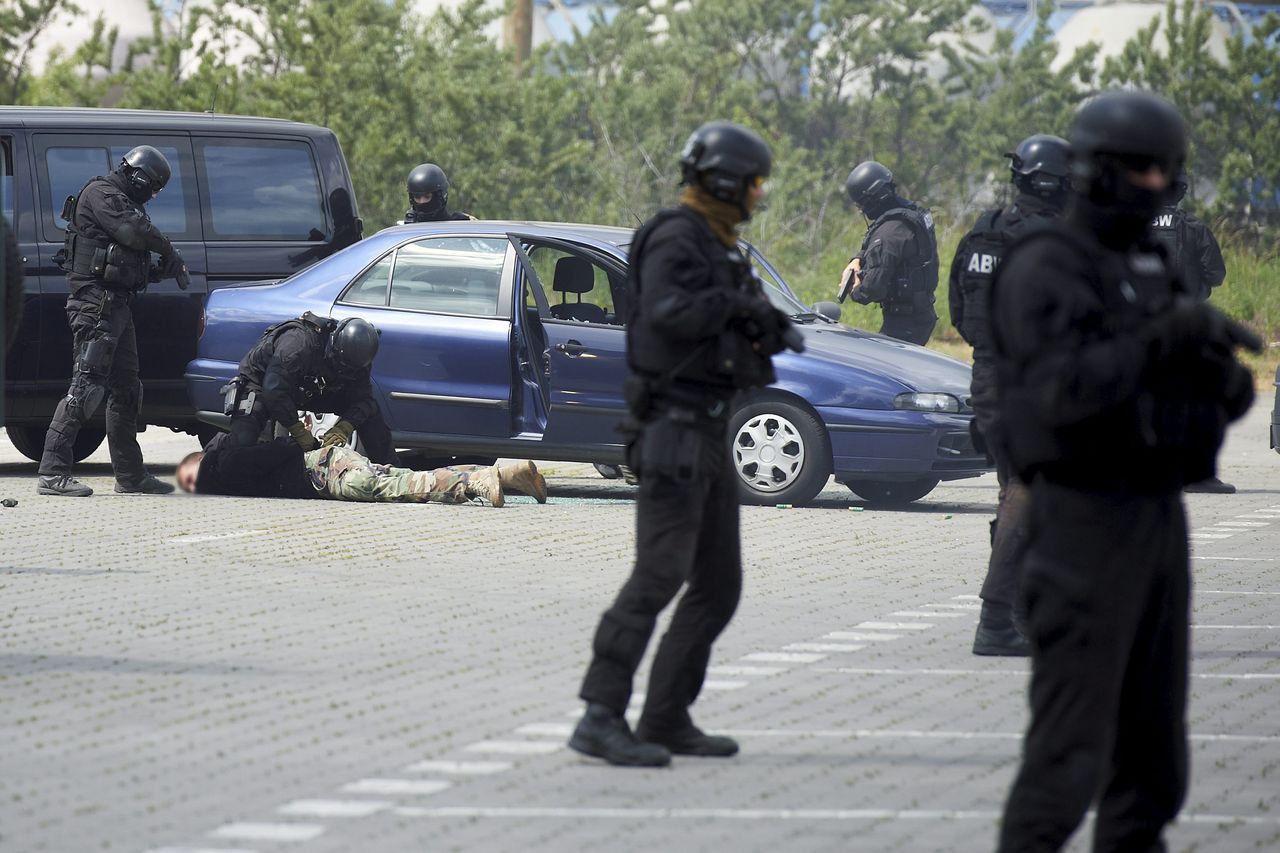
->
<box><xmin>792</xmin><ymin>322</ymin><xmax>973</xmax><ymax>397</ymax></box>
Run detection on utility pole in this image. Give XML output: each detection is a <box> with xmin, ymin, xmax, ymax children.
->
<box><xmin>506</xmin><ymin>0</ymin><xmax>533</xmax><ymax>72</ymax></box>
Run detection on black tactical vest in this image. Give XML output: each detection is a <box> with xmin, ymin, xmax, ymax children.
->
<box><xmin>861</xmin><ymin>204</ymin><xmax>939</xmax><ymax>308</ymax></box>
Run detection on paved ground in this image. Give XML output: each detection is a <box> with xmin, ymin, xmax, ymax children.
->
<box><xmin>1</xmin><ymin>404</ymin><xmax>1278</xmax><ymax>853</ymax></box>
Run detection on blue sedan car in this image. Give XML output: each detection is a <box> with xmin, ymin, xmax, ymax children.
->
<box><xmin>186</xmin><ymin>221</ymin><xmax>989</xmax><ymax>506</ymax></box>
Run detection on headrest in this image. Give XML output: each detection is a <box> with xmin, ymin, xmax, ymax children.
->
<box><xmin>553</xmin><ymin>256</ymin><xmax>595</xmax><ymax>294</ymax></box>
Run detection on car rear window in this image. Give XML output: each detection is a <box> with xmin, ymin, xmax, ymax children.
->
<box><xmin>197</xmin><ymin>139</ymin><xmax>324</xmax><ymax>241</ymax></box>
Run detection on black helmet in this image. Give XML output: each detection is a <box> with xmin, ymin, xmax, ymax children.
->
<box><xmin>679</xmin><ymin>121</ymin><xmax>772</xmax><ymax>211</ymax></box>
<box><xmin>407</xmin><ymin>163</ymin><xmax>449</xmax><ymax>215</ymax></box>
<box><xmin>1007</xmin><ymin>134</ymin><xmax>1070</xmax><ymax>200</ymax></box>
<box><xmin>119</xmin><ymin>145</ymin><xmax>171</xmax><ymax>200</ymax></box>
<box><xmin>845</xmin><ymin>161</ymin><xmax>896</xmax><ymax>209</ymax></box>
<box><xmin>1069</xmin><ymin>91</ymin><xmax>1187</xmax><ymax>189</ymax></box>
<box><xmin>326</xmin><ymin>317</ymin><xmax>380</xmax><ymax>377</ymax></box>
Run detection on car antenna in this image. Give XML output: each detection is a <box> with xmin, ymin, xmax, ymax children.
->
<box><xmin>206</xmin><ymin>85</ymin><xmax>219</xmax><ymax>116</ymax></box>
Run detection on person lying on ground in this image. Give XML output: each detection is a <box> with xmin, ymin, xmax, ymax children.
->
<box><xmin>175</xmin><ymin>433</ymin><xmax>546</xmax><ymax>507</ymax></box>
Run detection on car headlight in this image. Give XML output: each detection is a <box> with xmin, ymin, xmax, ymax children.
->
<box><xmin>894</xmin><ymin>392</ymin><xmax>961</xmax><ymax>414</ymax></box>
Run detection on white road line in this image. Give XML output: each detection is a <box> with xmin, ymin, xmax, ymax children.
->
<box><xmin>818</xmin><ymin>666</ymin><xmax>1280</xmax><ymax>681</ymax></box>
<box><xmin>785</xmin><ymin>643</ymin><xmax>868</xmax><ymax>653</ymax></box>
<box><xmin>825</xmin><ymin>632</ymin><xmax>902</xmax><ymax>642</ymax></box>
<box><xmin>953</xmin><ymin>595</ymin><xmax>981</xmax><ymax>601</ymax></box>
<box><xmin>1194</xmin><ymin>624</ymin><xmax>1280</xmax><ymax>630</ymax></box>
<box><xmin>516</xmin><ymin>723</ymin><xmax>574</xmax><ymax>737</ymax></box>
<box><xmin>1213</xmin><ymin>522</ymin><xmax>1269</xmax><ymax>528</ymax></box>
<box><xmin>341</xmin><ymin>779</ymin><xmax>452</xmax><ymax>796</ymax></box>
<box><xmin>856</xmin><ymin>622</ymin><xmax>934</xmax><ymax>630</ymax></box>
<box><xmin>714</xmin><ymin>728</ymin><xmax>1280</xmax><ymax>744</ymax></box>
<box><xmin>1194</xmin><ymin>556</ymin><xmax>1276</xmax><ymax>561</ymax></box>
<box><xmin>388</xmin><ymin>806</ymin><xmax>1280</xmax><ymax>825</ymax></box>
<box><xmin>464</xmin><ymin>740</ymin><xmax>563</xmax><ymax>755</ymax></box>
<box><xmin>147</xmin><ymin>848</ymin><xmax>258</xmax><ymax>853</ymax></box>
<box><xmin>1190</xmin><ymin>533</ymin><xmax>1234</xmax><ymax>540</ymax></box>
<box><xmin>920</xmin><ymin>603</ymin><xmax>982</xmax><ymax>610</ymax></box>
<box><xmin>210</xmin><ymin>823</ymin><xmax>325</xmax><ymax>842</ymax></box>
<box><xmin>167</xmin><ymin>530</ymin><xmax>268</xmax><ymax>544</ymax></box>
<box><xmin>1199</xmin><ymin>590</ymin><xmax>1280</xmax><ymax>596</ymax></box>
<box><xmin>891</xmin><ymin>611</ymin><xmax>967</xmax><ymax>619</ymax></box>
<box><xmin>702</xmin><ymin>680</ymin><xmax>749</xmax><ymax>690</ymax></box>
<box><xmin>742</xmin><ymin>652</ymin><xmax>826</xmax><ymax>663</ymax></box>
<box><xmin>405</xmin><ymin>760</ymin><xmax>513</xmax><ymax>775</ymax></box>
<box><xmin>277</xmin><ymin>799</ymin><xmax>392</xmax><ymax>818</ymax></box>
<box><xmin>1236</xmin><ymin>514</ymin><xmax>1280</xmax><ymax>520</ymax></box>
<box><xmin>707</xmin><ymin>665</ymin><xmax>787</xmax><ymax>676</ymax></box>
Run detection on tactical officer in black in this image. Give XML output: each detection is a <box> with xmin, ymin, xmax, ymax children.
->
<box><xmin>570</xmin><ymin>122</ymin><xmax>799</xmax><ymax>767</ymax></box>
<box><xmin>949</xmin><ymin>134</ymin><xmax>1070</xmax><ymax>657</ymax></box>
<box><xmin>225</xmin><ymin>314</ymin><xmax>397</xmax><ymax>464</ymax></box>
<box><xmin>990</xmin><ymin>92</ymin><xmax>1259</xmax><ymax>852</ymax></box>
<box><xmin>838</xmin><ymin>162</ymin><xmax>939</xmax><ymax>345</ymax></box>
<box><xmin>401</xmin><ymin>163</ymin><xmax>472</xmax><ymax>223</ymax></box>
<box><xmin>1152</xmin><ymin>174</ymin><xmax>1235</xmax><ymax>495</ymax></box>
<box><xmin>37</xmin><ymin>145</ymin><xmax>190</xmax><ymax>497</ymax></box>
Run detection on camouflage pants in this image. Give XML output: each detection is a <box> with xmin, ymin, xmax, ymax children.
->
<box><xmin>303</xmin><ymin>445</ymin><xmax>477</xmax><ymax>504</ymax></box>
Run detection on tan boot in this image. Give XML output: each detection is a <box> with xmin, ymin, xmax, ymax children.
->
<box><xmin>466</xmin><ymin>466</ymin><xmax>505</xmax><ymax>507</ymax></box>
<box><xmin>499</xmin><ymin>460</ymin><xmax>547</xmax><ymax>504</ymax></box>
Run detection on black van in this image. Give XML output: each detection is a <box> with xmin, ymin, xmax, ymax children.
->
<box><xmin>1</xmin><ymin>107</ymin><xmax>362</xmax><ymax>460</ymax></box>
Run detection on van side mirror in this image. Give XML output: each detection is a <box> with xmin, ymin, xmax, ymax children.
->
<box><xmin>814</xmin><ymin>301</ymin><xmax>842</xmax><ymax>322</ymax></box>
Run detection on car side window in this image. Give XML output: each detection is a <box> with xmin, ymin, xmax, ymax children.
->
<box><xmin>388</xmin><ymin>236</ymin><xmax>506</xmax><ymax>317</ymax></box>
<box><xmin>341</xmin><ymin>254</ymin><xmax>393</xmax><ymax>306</ymax></box>
<box><xmin>44</xmin><ymin>143</ymin><xmax>192</xmax><ymax>237</ymax></box>
<box><xmin>2</xmin><ymin>138</ymin><xmax>14</xmax><ymax>222</ymax></box>
<box><xmin>524</xmin><ymin>244</ymin><xmax>622</xmax><ymax>326</ymax></box>
<box><xmin>197</xmin><ymin>139</ymin><xmax>325</xmax><ymax>240</ymax></box>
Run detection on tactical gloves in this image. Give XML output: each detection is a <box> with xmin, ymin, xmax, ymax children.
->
<box><xmin>160</xmin><ymin>250</ymin><xmax>190</xmax><ymax>290</ymax></box>
<box><xmin>287</xmin><ymin>421</ymin><xmax>319</xmax><ymax>451</ymax></box>
<box><xmin>1155</xmin><ymin>301</ymin><xmax>1262</xmax><ymax>357</ymax></box>
<box><xmin>321</xmin><ymin>419</ymin><xmax>354</xmax><ymax>448</ymax></box>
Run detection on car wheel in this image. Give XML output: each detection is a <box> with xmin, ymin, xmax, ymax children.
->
<box><xmin>728</xmin><ymin>397</ymin><xmax>831</xmax><ymax>506</ymax></box>
<box><xmin>594</xmin><ymin>463</ymin><xmax>623</xmax><ymax>479</ymax></box>
<box><xmin>845</xmin><ymin>477</ymin><xmax>940</xmax><ymax>505</ymax></box>
<box><xmin>5</xmin><ymin>424</ymin><xmax>104</xmax><ymax>463</ymax></box>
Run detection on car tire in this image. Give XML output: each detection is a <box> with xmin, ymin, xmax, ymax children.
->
<box><xmin>5</xmin><ymin>424</ymin><xmax>104</xmax><ymax>463</ymax></box>
<box><xmin>728</xmin><ymin>396</ymin><xmax>831</xmax><ymax>506</ymax></box>
<box><xmin>845</xmin><ymin>477</ymin><xmax>939</xmax><ymax>506</ymax></box>
<box><xmin>594</xmin><ymin>463</ymin><xmax>623</xmax><ymax>479</ymax></box>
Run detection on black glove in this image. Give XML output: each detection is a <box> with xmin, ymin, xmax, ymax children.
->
<box><xmin>161</xmin><ymin>250</ymin><xmax>190</xmax><ymax>290</ymax></box>
<box><xmin>1154</xmin><ymin>301</ymin><xmax>1261</xmax><ymax>356</ymax></box>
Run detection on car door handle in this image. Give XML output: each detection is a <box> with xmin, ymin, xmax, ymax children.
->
<box><xmin>555</xmin><ymin>340</ymin><xmax>587</xmax><ymax>356</ymax></box>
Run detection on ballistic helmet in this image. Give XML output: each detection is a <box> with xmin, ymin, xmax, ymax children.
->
<box><xmin>679</xmin><ymin>121</ymin><xmax>772</xmax><ymax>209</ymax></box>
<box><xmin>845</xmin><ymin>161</ymin><xmax>895</xmax><ymax>209</ymax></box>
<box><xmin>327</xmin><ymin>317</ymin><xmax>380</xmax><ymax>377</ymax></box>
<box><xmin>120</xmin><ymin>145</ymin><xmax>171</xmax><ymax>199</ymax></box>
<box><xmin>407</xmin><ymin>163</ymin><xmax>449</xmax><ymax>215</ymax></box>
<box><xmin>1007</xmin><ymin>134</ymin><xmax>1070</xmax><ymax>200</ymax></box>
<box><xmin>1069</xmin><ymin>91</ymin><xmax>1187</xmax><ymax>191</ymax></box>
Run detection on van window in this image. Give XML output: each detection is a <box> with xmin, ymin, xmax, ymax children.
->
<box><xmin>388</xmin><ymin>236</ymin><xmax>506</xmax><ymax>316</ymax></box>
<box><xmin>45</xmin><ymin>144</ymin><xmax>190</xmax><ymax>235</ymax></box>
<box><xmin>198</xmin><ymin>140</ymin><xmax>324</xmax><ymax>240</ymax></box>
<box><xmin>1</xmin><ymin>138</ymin><xmax>13</xmax><ymax>221</ymax></box>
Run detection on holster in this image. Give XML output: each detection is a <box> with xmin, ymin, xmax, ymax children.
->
<box><xmin>221</xmin><ymin>380</ymin><xmax>260</xmax><ymax>417</ymax></box>
<box><xmin>638</xmin><ymin>412</ymin><xmax>704</xmax><ymax>483</ymax></box>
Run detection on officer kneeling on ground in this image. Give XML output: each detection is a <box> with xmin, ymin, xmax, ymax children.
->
<box><xmin>401</xmin><ymin>163</ymin><xmax>473</xmax><ymax>223</ymax></box>
<box><xmin>37</xmin><ymin>145</ymin><xmax>190</xmax><ymax>497</ymax></box>
<box><xmin>569</xmin><ymin>121</ymin><xmax>802</xmax><ymax>767</ymax></box>
<box><xmin>949</xmin><ymin>133</ymin><xmax>1071</xmax><ymax>657</ymax></box>
<box><xmin>990</xmin><ymin>91</ymin><xmax>1259</xmax><ymax>851</ymax></box>
<box><xmin>838</xmin><ymin>162</ymin><xmax>940</xmax><ymax>345</ymax></box>
<box><xmin>224</xmin><ymin>314</ymin><xmax>397</xmax><ymax>465</ymax></box>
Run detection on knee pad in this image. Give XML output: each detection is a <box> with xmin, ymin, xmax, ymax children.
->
<box><xmin>67</xmin><ymin>375</ymin><xmax>107</xmax><ymax>421</ymax></box>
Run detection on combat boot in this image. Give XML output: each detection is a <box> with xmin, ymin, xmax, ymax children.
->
<box><xmin>37</xmin><ymin>475</ymin><xmax>93</xmax><ymax>497</ymax></box>
<box><xmin>115</xmin><ymin>474</ymin><xmax>175</xmax><ymax>495</ymax></box>
<box><xmin>1185</xmin><ymin>476</ymin><xmax>1236</xmax><ymax>494</ymax></box>
<box><xmin>569</xmin><ymin>703</ymin><xmax>671</xmax><ymax>767</ymax></box>
<box><xmin>972</xmin><ymin>600</ymin><xmax>1030</xmax><ymax>657</ymax></box>
<box><xmin>635</xmin><ymin>721</ymin><xmax>739</xmax><ymax>757</ymax></box>
<box><xmin>465</xmin><ymin>466</ymin><xmax>505</xmax><ymax>507</ymax></box>
<box><xmin>498</xmin><ymin>460</ymin><xmax>547</xmax><ymax>503</ymax></box>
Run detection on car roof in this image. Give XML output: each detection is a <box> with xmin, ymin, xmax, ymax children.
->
<box><xmin>380</xmin><ymin>220</ymin><xmax>635</xmax><ymax>249</ymax></box>
<box><xmin>0</xmin><ymin>106</ymin><xmax>332</xmax><ymax>136</ymax></box>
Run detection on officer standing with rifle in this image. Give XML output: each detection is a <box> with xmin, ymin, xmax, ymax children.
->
<box><xmin>224</xmin><ymin>314</ymin><xmax>397</xmax><ymax>465</ymax></box>
<box><xmin>569</xmin><ymin>122</ymin><xmax>801</xmax><ymax>767</ymax></box>
<box><xmin>838</xmin><ymin>162</ymin><xmax>940</xmax><ymax>345</ymax></box>
<box><xmin>990</xmin><ymin>91</ymin><xmax>1259</xmax><ymax>851</ymax></box>
<box><xmin>37</xmin><ymin>145</ymin><xmax>189</xmax><ymax>497</ymax></box>
<box><xmin>949</xmin><ymin>133</ymin><xmax>1071</xmax><ymax>657</ymax></box>
<box><xmin>1152</xmin><ymin>172</ymin><xmax>1235</xmax><ymax>494</ymax></box>
<box><xmin>401</xmin><ymin>163</ymin><xmax>473</xmax><ymax>223</ymax></box>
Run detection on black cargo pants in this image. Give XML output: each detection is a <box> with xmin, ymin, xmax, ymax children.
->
<box><xmin>879</xmin><ymin>306</ymin><xmax>936</xmax><ymax>346</ymax></box>
<box><xmin>580</xmin><ymin>412</ymin><xmax>742</xmax><ymax>733</ymax></box>
<box><xmin>998</xmin><ymin>481</ymin><xmax>1189</xmax><ymax>852</ymax></box>
<box><xmin>39</xmin><ymin>285</ymin><xmax>145</xmax><ymax>481</ymax></box>
<box><xmin>227</xmin><ymin>391</ymin><xmax>397</xmax><ymax>465</ymax></box>
<box><xmin>970</xmin><ymin>357</ymin><xmax>1031</xmax><ymax>610</ymax></box>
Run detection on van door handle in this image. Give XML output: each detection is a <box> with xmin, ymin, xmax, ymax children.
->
<box><xmin>555</xmin><ymin>340</ymin><xmax>586</xmax><ymax>356</ymax></box>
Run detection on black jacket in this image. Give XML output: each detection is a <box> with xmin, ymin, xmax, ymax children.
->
<box><xmin>67</xmin><ymin>172</ymin><xmax>174</xmax><ymax>293</ymax></box>
<box><xmin>237</xmin><ymin>321</ymin><xmax>379</xmax><ymax>428</ymax></box>
<box><xmin>991</xmin><ymin>208</ymin><xmax>1252</xmax><ymax>493</ymax></box>
<box><xmin>403</xmin><ymin>208</ymin><xmax>471</xmax><ymax>224</ymax></box>
<box><xmin>853</xmin><ymin>198</ymin><xmax>939</xmax><ymax>315</ymax></box>
<box><xmin>196</xmin><ymin>434</ymin><xmax>316</xmax><ymax>499</ymax></box>
<box><xmin>1151</xmin><ymin>206</ymin><xmax>1226</xmax><ymax>301</ymax></box>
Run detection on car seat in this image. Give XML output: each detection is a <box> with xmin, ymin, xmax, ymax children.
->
<box><xmin>549</xmin><ymin>256</ymin><xmax>606</xmax><ymax>323</ymax></box>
